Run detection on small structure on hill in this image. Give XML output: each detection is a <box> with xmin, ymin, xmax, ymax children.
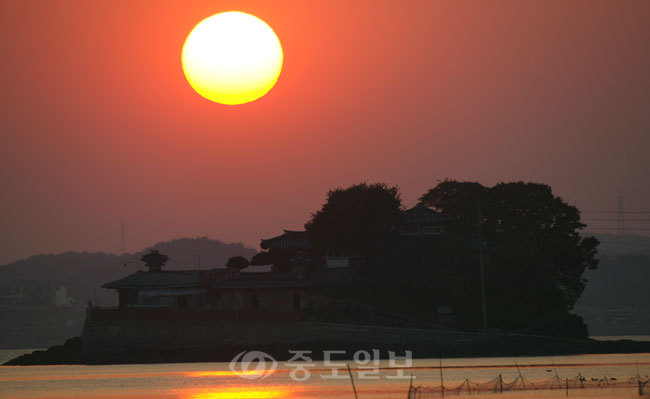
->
<box><xmin>140</xmin><ymin>250</ymin><xmax>169</xmax><ymax>273</ymax></box>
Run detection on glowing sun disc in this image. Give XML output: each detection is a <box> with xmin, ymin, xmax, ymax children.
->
<box><xmin>182</xmin><ymin>11</ymin><xmax>283</xmax><ymax>105</ymax></box>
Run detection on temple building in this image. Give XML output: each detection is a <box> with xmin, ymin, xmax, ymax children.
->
<box><xmin>102</xmin><ymin>270</ymin><xmax>215</xmax><ymax>309</ymax></box>
<box><xmin>100</xmin><ymin>204</ymin><xmax>464</xmax><ymax>320</ymax></box>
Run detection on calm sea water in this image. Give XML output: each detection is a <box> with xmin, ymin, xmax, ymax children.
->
<box><xmin>1</xmin><ymin>351</ymin><xmax>649</xmax><ymax>399</ymax></box>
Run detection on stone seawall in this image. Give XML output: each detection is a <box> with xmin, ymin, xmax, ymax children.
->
<box><xmin>9</xmin><ymin>308</ymin><xmax>650</xmax><ymax>364</ymax></box>
<box><xmin>81</xmin><ymin>308</ymin><xmax>494</xmax><ymax>357</ymax></box>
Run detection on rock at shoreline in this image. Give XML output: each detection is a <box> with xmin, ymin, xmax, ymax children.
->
<box><xmin>3</xmin><ymin>337</ymin><xmax>82</xmax><ymax>365</ymax></box>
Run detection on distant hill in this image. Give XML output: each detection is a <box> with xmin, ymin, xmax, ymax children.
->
<box><xmin>0</xmin><ymin>237</ymin><xmax>257</xmax><ymax>307</ymax></box>
<box><xmin>578</xmin><ymin>254</ymin><xmax>650</xmax><ymax>308</ymax></box>
<box><xmin>142</xmin><ymin>237</ymin><xmax>257</xmax><ymax>270</ymax></box>
<box><xmin>0</xmin><ymin>237</ymin><xmax>257</xmax><ymax>348</ymax></box>
<box><xmin>574</xmin><ymin>234</ymin><xmax>650</xmax><ymax>336</ymax></box>
<box><xmin>590</xmin><ymin>233</ymin><xmax>650</xmax><ymax>257</ymax></box>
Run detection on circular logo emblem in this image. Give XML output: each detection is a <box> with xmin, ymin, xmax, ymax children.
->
<box><xmin>229</xmin><ymin>350</ymin><xmax>278</xmax><ymax>380</ymax></box>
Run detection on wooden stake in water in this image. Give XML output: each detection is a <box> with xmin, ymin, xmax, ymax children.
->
<box><xmin>347</xmin><ymin>364</ymin><xmax>359</xmax><ymax>399</ymax></box>
<box><xmin>439</xmin><ymin>357</ymin><xmax>445</xmax><ymax>398</ymax></box>
<box><xmin>515</xmin><ymin>360</ymin><xmax>526</xmax><ymax>389</ymax></box>
<box><xmin>636</xmin><ymin>358</ymin><xmax>643</xmax><ymax>396</ymax></box>
<box><xmin>565</xmin><ymin>377</ymin><xmax>569</xmax><ymax>397</ymax></box>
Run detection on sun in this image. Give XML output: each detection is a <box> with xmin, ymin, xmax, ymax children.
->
<box><xmin>182</xmin><ymin>12</ymin><xmax>283</xmax><ymax>105</ymax></box>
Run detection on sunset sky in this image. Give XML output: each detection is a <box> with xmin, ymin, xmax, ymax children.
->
<box><xmin>1</xmin><ymin>1</ymin><xmax>649</xmax><ymax>265</ymax></box>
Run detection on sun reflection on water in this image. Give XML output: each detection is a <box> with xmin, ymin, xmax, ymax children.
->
<box><xmin>186</xmin><ymin>370</ymin><xmax>276</xmax><ymax>378</ymax></box>
<box><xmin>185</xmin><ymin>386</ymin><xmax>294</xmax><ymax>399</ymax></box>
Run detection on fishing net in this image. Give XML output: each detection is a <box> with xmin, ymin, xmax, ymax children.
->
<box><xmin>407</xmin><ymin>373</ymin><xmax>650</xmax><ymax>398</ymax></box>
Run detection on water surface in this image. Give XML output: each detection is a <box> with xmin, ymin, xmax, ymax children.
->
<box><xmin>1</xmin><ymin>353</ymin><xmax>648</xmax><ymax>398</ymax></box>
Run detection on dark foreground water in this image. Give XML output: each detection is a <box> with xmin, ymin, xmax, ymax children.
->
<box><xmin>0</xmin><ymin>352</ymin><xmax>648</xmax><ymax>399</ymax></box>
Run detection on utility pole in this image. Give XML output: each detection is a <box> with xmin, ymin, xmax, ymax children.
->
<box><xmin>478</xmin><ymin>204</ymin><xmax>487</xmax><ymax>330</ymax></box>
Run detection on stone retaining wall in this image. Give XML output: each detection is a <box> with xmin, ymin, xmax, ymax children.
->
<box><xmin>82</xmin><ymin>308</ymin><xmax>495</xmax><ymax>357</ymax></box>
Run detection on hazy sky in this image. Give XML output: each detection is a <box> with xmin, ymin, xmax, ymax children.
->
<box><xmin>1</xmin><ymin>1</ymin><xmax>649</xmax><ymax>265</ymax></box>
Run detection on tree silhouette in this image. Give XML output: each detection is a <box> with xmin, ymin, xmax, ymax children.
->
<box><xmin>418</xmin><ymin>180</ymin><xmax>599</xmax><ymax>336</ymax></box>
<box><xmin>226</xmin><ymin>255</ymin><xmax>249</xmax><ymax>270</ymax></box>
<box><xmin>305</xmin><ymin>182</ymin><xmax>402</xmax><ymax>253</ymax></box>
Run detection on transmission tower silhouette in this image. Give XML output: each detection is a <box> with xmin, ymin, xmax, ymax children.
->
<box><xmin>120</xmin><ymin>219</ymin><xmax>126</xmax><ymax>254</ymax></box>
<box><xmin>617</xmin><ymin>191</ymin><xmax>625</xmax><ymax>233</ymax></box>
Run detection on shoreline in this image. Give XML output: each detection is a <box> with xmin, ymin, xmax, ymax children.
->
<box><xmin>5</xmin><ymin>335</ymin><xmax>650</xmax><ymax>366</ymax></box>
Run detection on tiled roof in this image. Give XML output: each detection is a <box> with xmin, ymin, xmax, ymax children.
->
<box><xmin>260</xmin><ymin>230</ymin><xmax>312</xmax><ymax>250</ymax></box>
<box><xmin>214</xmin><ymin>272</ymin><xmax>311</xmax><ymax>289</ymax></box>
<box><xmin>102</xmin><ymin>271</ymin><xmax>201</xmax><ymax>289</ymax></box>
<box><xmin>401</xmin><ymin>204</ymin><xmax>451</xmax><ymax>225</ymax></box>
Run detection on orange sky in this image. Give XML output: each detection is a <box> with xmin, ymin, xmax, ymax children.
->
<box><xmin>1</xmin><ymin>1</ymin><xmax>649</xmax><ymax>264</ymax></box>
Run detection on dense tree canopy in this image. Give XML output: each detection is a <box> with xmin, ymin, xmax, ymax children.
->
<box><xmin>420</xmin><ymin>180</ymin><xmax>599</xmax><ymax>310</ymax></box>
<box><xmin>305</xmin><ymin>183</ymin><xmax>402</xmax><ymax>252</ymax></box>
<box><xmin>329</xmin><ymin>180</ymin><xmax>600</xmax><ymax>336</ymax></box>
<box><xmin>274</xmin><ymin>180</ymin><xmax>599</xmax><ymax>336</ymax></box>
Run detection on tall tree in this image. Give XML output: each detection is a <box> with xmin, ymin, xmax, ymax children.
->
<box><xmin>305</xmin><ymin>183</ymin><xmax>402</xmax><ymax>252</ymax></box>
<box><xmin>420</xmin><ymin>180</ymin><xmax>599</xmax><ymax>335</ymax></box>
<box><xmin>419</xmin><ymin>180</ymin><xmax>490</xmax><ymax>234</ymax></box>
